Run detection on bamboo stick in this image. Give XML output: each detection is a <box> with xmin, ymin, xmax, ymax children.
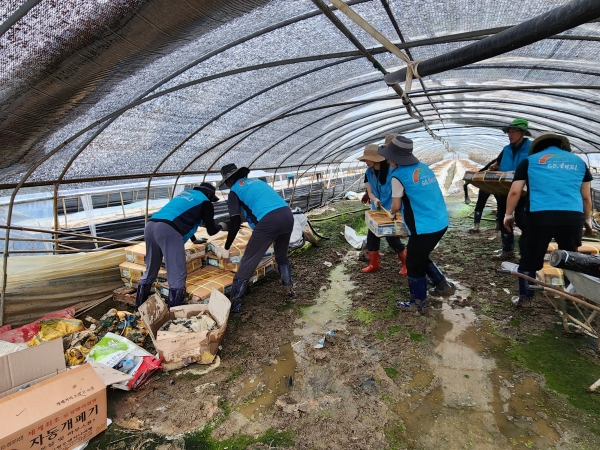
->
<box><xmin>0</xmin><ymin>224</ymin><xmax>140</xmax><ymax>246</ymax></box>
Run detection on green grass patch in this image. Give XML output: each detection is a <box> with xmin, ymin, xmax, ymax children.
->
<box><xmin>383</xmin><ymin>422</ymin><xmax>405</xmax><ymax>449</ymax></box>
<box><xmin>507</xmin><ymin>327</ymin><xmax>600</xmax><ymax>415</ymax></box>
<box><xmin>384</xmin><ymin>367</ymin><xmax>399</xmax><ymax>379</ymax></box>
<box><xmin>388</xmin><ymin>325</ymin><xmax>402</xmax><ymax>335</ymax></box>
<box><xmin>409</xmin><ymin>331</ymin><xmax>426</xmax><ymax>342</ymax></box>
<box><xmin>375</xmin><ymin>331</ymin><xmax>387</xmax><ymax>340</ymax></box>
<box><xmin>353</xmin><ymin>308</ymin><xmax>375</xmax><ymax>324</ymax></box>
<box><xmin>508</xmin><ymin>317</ymin><xmax>521</xmax><ymax>327</ymax></box>
<box><xmin>225</xmin><ymin>366</ymin><xmax>243</xmax><ymax>383</ymax></box>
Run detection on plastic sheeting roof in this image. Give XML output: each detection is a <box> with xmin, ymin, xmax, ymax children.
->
<box><xmin>1</xmin><ymin>0</ymin><xmax>600</xmax><ymax>189</ymax></box>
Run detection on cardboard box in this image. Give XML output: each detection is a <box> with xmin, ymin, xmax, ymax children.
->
<box><xmin>547</xmin><ymin>241</ymin><xmax>600</xmax><ymax>255</ymax></box>
<box><xmin>249</xmin><ymin>257</ymin><xmax>275</xmax><ymax>285</ymax></box>
<box><xmin>537</xmin><ymin>261</ymin><xmax>564</xmax><ymax>287</ymax></box>
<box><xmin>158</xmin><ymin>267</ymin><xmax>234</xmax><ymax>304</ymax></box>
<box><xmin>124</xmin><ymin>242</ymin><xmax>206</xmax><ymax>265</ymax></box>
<box><xmin>463</xmin><ymin>171</ymin><xmax>525</xmax><ymax>196</ymax></box>
<box><xmin>365</xmin><ymin>210</ymin><xmax>408</xmax><ymax>237</ymax></box>
<box><xmin>0</xmin><ymin>339</ymin><xmax>66</xmax><ymax>399</ymax></box>
<box><xmin>112</xmin><ymin>286</ymin><xmax>137</xmax><ymax>306</ymax></box>
<box><xmin>139</xmin><ymin>290</ymin><xmax>231</xmax><ymax>370</ymax></box>
<box><xmin>206</xmin><ymin>235</ymin><xmax>273</xmax><ymax>265</ymax></box>
<box><xmin>0</xmin><ymin>363</ymin><xmax>108</xmax><ymax>450</ymax></box>
<box><xmin>119</xmin><ymin>262</ymin><xmax>167</xmax><ymax>284</ymax></box>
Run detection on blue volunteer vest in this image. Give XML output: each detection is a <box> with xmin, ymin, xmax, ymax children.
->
<box><xmin>151</xmin><ymin>189</ymin><xmax>208</xmax><ymax>241</ymax></box>
<box><xmin>498</xmin><ymin>139</ymin><xmax>531</xmax><ymax>172</ymax></box>
<box><xmin>365</xmin><ymin>166</ymin><xmax>393</xmax><ymax>210</ymax></box>
<box><xmin>231</xmin><ymin>178</ymin><xmax>288</xmax><ymax>228</ymax></box>
<box><xmin>391</xmin><ymin>163</ymin><xmax>448</xmax><ymax>235</ymax></box>
<box><xmin>527</xmin><ymin>147</ymin><xmax>585</xmax><ymax>213</ymax></box>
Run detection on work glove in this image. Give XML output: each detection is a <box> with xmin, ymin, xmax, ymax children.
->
<box><xmin>373</xmin><ymin>198</ymin><xmax>382</xmax><ymax>210</ymax></box>
<box><xmin>218</xmin><ymin>221</ymin><xmax>229</xmax><ymax>232</ymax></box>
<box><xmin>361</xmin><ymin>192</ymin><xmax>370</xmax><ymax>205</ymax></box>
<box><xmin>388</xmin><ymin>211</ymin><xmax>397</xmax><ymax>220</ymax></box>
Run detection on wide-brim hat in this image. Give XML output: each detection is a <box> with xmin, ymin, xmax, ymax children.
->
<box><xmin>378</xmin><ymin>135</ymin><xmax>420</xmax><ymax>166</ymax></box>
<box><xmin>219</xmin><ymin>163</ymin><xmax>250</xmax><ymax>188</ymax></box>
<box><xmin>196</xmin><ymin>182</ymin><xmax>219</xmax><ymax>202</ymax></box>
<box><xmin>384</xmin><ymin>133</ymin><xmax>398</xmax><ymax>146</ymax></box>
<box><xmin>529</xmin><ymin>132</ymin><xmax>571</xmax><ymax>154</ymax></box>
<box><xmin>502</xmin><ymin>118</ymin><xmax>532</xmax><ymax>137</ymax></box>
<box><xmin>357</xmin><ymin>143</ymin><xmax>385</xmax><ymax>162</ymax></box>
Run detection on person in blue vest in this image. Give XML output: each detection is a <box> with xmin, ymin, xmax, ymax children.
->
<box><xmin>465</xmin><ymin>157</ymin><xmax>499</xmax><ymax>233</ymax></box>
<box><xmin>378</xmin><ymin>135</ymin><xmax>455</xmax><ymax>313</ymax></box>
<box><xmin>492</xmin><ymin>118</ymin><xmax>532</xmax><ymax>259</ymax></box>
<box><xmin>358</xmin><ymin>140</ymin><xmax>407</xmax><ymax>275</ymax></box>
<box><xmin>219</xmin><ymin>164</ymin><xmax>295</xmax><ymax>314</ymax></box>
<box><xmin>504</xmin><ymin>133</ymin><xmax>593</xmax><ymax>306</ymax></box>
<box><xmin>135</xmin><ymin>182</ymin><xmax>226</xmax><ymax>309</ymax></box>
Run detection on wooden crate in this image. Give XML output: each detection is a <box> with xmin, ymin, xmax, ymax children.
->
<box><xmin>463</xmin><ymin>171</ymin><xmax>523</xmax><ymax>196</ymax></box>
<box><xmin>365</xmin><ymin>210</ymin><xmax>408</xmax><ymax>237</ymax></box>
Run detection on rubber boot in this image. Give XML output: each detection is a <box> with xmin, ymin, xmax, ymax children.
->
<box><xmin>361</xmin><ymin>251</ymin><xmax>380</xmax><ymax>273</ymax></box>
<box><xmin>397</xmin><ymin>249</ymin><xmax>407</xmax><ymax>276</ymax></box>
<box><xmin>135</xmin><ymin>280</ymin><xmax>153</xmax><ymax>310</ymax></box>
<box><xmin>492</xmin><ymin>229</ymin><xmax>515</xmax><ymax>260</ymax></box>
<box><xmin>397</xmin><ymin>277</ymin><xmax>428</xmax><ymax>312</ymax></box>
<box><xmin>469</xmin><ymin>214</ymin><xmax>481</xmax><ymax>233</ymax></box>
<box><xmin>167</xmin><ymin>288</ymin><xmax>186</xmax><ymax>309</ymax></box>
<box><xmin>230</xmin><ymin>278</ymin><xmax>249</xmax><ymax>314</ymax></box>
<box><xmin>278</xmin><ymin>263</ymin><xmax>295</xmax><ymax>297</ymax></box>
<box><xmin>426</xmin><ymin>261</ymin><xmax>455</xmax><ymax>297</ymax></box>
<box><xmin>513</xmin><ymin>269</ymin><xmax>536</xmax><ymax>307</ymax></box>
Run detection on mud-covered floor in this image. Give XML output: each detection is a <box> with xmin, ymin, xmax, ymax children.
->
<box><xmin>89</xmin><ymin>197</ymin><xmax>600</xmax><ymax>450</ymax></box>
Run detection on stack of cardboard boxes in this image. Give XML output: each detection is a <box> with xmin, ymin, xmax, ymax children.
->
<box><xmin>117</xmin><ymin>226</ymin><xmax>275</xmax><ymax>305</ymax></box>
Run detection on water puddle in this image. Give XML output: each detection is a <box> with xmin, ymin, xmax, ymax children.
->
<box><xmin>237</xmin><ymin>263</ymin><xmax>354</xmax><ymax>419</ymax></box>
<box><xmin>237</xmin><ymin>342</ymin><xmax>297</xmax><ymax>419</ymax></box>
<box><xmin>397</xmin><ymin>295</ymin><xmax>561</xmax><ymax>449</ymax></box>
<box><xmin>293</xmin><ymin>264</ymin><xmax>354</xmax><ymax>340</ymax></box>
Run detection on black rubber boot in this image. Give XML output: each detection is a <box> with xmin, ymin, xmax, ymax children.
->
<box><xmin>135</xmin><ymin>280</ymin><xmax>153</xmax><ymax>310</ymax></box>
<box><xmin>167</xmin><ymin>288</ymin><xmax>186</xmax><ymax>308</ymax></box>
<box><xmin>230</xmin><ymin>278</ymin><xmax>249</xmax><ymax>314</ymax></box>
<box><xmin>278</xmin><ymin>263</ymin><xmax>295</xmax><ymax>297</ymax></box>
<box><xmin>425</xmin><ymin>261</ymin><xmax>456</xmax><ymax>297</ymax></box>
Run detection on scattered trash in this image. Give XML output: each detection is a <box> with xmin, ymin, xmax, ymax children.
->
<box><xmin>323</xmin><ymin>261</ymin><xmax>333</xmax><ymax>267</ymax></box>
<box><xmin>314</xmin><ymin>330</ymin><xmax>335</xmax><ymax>349</ymax></box>
<box><xmin>344</xmin><ymin>225</ymin><xmax>366</xmax><ymax>250</ymax></box>
<box><xmin>27</xmin><ymin>317</ymin><xmax>86</xmax><ymax>347</ymax></box>
<box><xmin>344</xmin><ymin>191</ymin><xmax>364</xmax><ymax>200</ymax></box>
<box><xmin>503</xmin><ymin>288</ymin><xmax>511</xmax><ymax>294</ymax></box>
<box><xmin>160</xmin><ymin>313</ymin><xmax>217</xmax><ymax>333</ymax></box>
<box><xmin>0</xmin><ymin>307</ymin><xmax>76</xmax><ymax>343</ymax></box>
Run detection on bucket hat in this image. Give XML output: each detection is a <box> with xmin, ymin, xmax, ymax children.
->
<box><xmin>195</xmin><ymin>182</ymin><xmax>219</xmax><ymax>202</ymax></box>
<box><xmin>378</xmin><ymin>135</ymin><xmax>420</xmax><ymax>166</ymax></box>
<box><xmin>384</xmin><ymin>133</ymin><xmax>398</xmax><ymax>146</ymax></box>
<box><xmin>357</xmin><ymin>144</ymin><xmax>385</xmax><ymax>163</ymax></box>
<box><xmin>529</xmin><ymin>132</ymin><xmax>571</xmax><ymax>154</ymax></box>
<box><xmin>219</xmin><ymin>164</ymin><xmax>250</xmax><ymax>188</ymax></box>
<box><xmin>502</xmin><ymin>118</ymin><xmax>532</xmax><ymax>136</ymax></box>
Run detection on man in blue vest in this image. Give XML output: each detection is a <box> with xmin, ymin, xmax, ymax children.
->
<box><xmin>378</xmin><ymin>135</ymin><xmax>455</xmax><ymax>313</ymax></box>
<box><xmin>358</xmin><ymin>139</ymin><xmax>407</xmax><ymax>275</ymax></box>
<box><xmin>135</xmin><ymin>182</ymin><xmax>226</xmax><ymax>309</ymax></box>
<box><xmin>504</xmin><ymin>133</ymin><xmax>593</xmax><ymax>306</ymax></box>
<box><xmin>219</xmin><ymin>164</ymin><xmax>295</xmax><ymax>314</ymax></box>
<box><xmin>492</xmin><ymin>118</ymin><xmax>532</xmax><ymax>259</ymax></box>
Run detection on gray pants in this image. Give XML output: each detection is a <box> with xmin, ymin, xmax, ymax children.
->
<box><xmin>140</xmin><ymin>221</ymin><xmax>186</xmax><ymax>289</ymax></box>
<box><xmin>235</xmin><ymin>207</ymin><xmax>294</xmax><ymax>281</ymax></box>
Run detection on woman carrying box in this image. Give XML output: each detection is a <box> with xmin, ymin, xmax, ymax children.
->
<box><xmin>135</xmin><ymin>182</ymin><xmax>225</xmax><ymax>310</ymax></box>
<box><xmin>358</xmin><ymin>135</ymin><xmax>407</xmax><ymax>275</ymax></box>
<box><xmin>379</xmin><ymin>135</ymin><xmax>455</xmax><ymax>313</ymax></box>
<box><xmin>219</xmin><ymin>164</ymin><xmax>295</xmax><ymax>314</ymax></box>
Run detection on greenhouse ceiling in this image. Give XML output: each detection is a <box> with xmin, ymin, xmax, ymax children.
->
<box><xmin>1</xmin><ymin>0</ymin><xmax>600</xmax><ymax>190</ymax></box>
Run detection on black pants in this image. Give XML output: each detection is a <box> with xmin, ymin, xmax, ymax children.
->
<box><xmin>235</xmin><ymin>207</ymin><xmax>294</xmax><ymax>281</ymax></box>
<box><xmin>406</xmin><ymin>228</ymin><xmax>447</xmax><ymax>278</ymax></box>
<box><xmin>495</xmin><ymin>195</ymin><xmax>526</xmax><ymax>253</ymax></box>
<box><xmin>366</xmin><ymin>230</ymin><xmax>405</xmax><ymax>253</ymax></box>
<box><xmin>519</xmin><ymin>222</ymin><xmax>583</xmax><ymax>272</ymax></box>
<box><xmin>473</xmin><ymin>190</ymin><xmax>491</xmax><ymax>224</ymax></box>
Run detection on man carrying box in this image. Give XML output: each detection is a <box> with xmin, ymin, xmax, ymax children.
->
<box><xmin>219</xmin><ymin>164</ymin><xmax>295</xmax><ymax>314</ymax></box>
<box><xmin>135</xmin><ymin>182</ymin><xmax>226</xmax><ymax>309</ymax></box>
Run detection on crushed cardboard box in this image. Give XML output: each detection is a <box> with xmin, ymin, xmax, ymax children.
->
<box><xmin>139</xmin><ymin>289</ymin><xmax>231</xmax><ymax>370</ymax></box>
<box><xmin>157</xmin><ymin>266</ymin><xmax>234</xmax><ymax>304</ymax></box>
<box><xmin>0</xmin><ymin>363</ymin><xmax>108</xmax><ymax>450</ymax></box>
<box><xmin>365</xmin><ymin>210</ymin><xmax>408</xmax><ymax>237</ymax></box>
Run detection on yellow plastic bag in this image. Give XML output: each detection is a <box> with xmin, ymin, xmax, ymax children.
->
<box><xmin>27</xmin><ymin>318</ymin><xmax>85</xmax><ymax>347</ymax></box>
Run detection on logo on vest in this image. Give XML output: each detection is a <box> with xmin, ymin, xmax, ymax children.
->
<box><xmin>538</xmin><ymin>154</ymin><xmax>578</xmax><ymax>170</ymax></box>
<box><xmin>239</xmin><ymin>180</ymin><xmax>245</xmax><ymax>186</ymax></box>
<box><xmin>412</xmin><ymin>168</ymin><xmax>436</xmax><ymax>186</ymax></box>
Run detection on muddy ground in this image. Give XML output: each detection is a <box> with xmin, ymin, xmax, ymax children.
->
<box><xmin>89</xmin><ymin>197</ymin><xmax>600</xmax><ymax>450</ymax></box>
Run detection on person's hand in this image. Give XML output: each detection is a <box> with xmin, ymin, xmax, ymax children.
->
<box><xmin>388</xmin><ymin>211</ymin><xmax>397</xmax><ymax>220</ymax></box>
<box><xmin>218</xmin><ymin>221</ymin><xmax>229</xmax><ymax>232</ymax></box>
<box><xmin>489</xmin><ymin>162</ymin><xmax>499</xmax><ymax>171</ymax></box>
<box><xmin>222</xmin><ymin>248</ymin><xmax>230</xmax><ymax>265</ymax></box>
<box><xmin>504</xmin><ymin>214</ymin><xmax>514</xmax><ymax>232</ymax></box>
<box><xmin>584</xmin><ymin>220</ymin><xmax>594</xmax><ymax>237</ymax></box>
<box><xmin>190</xmin><ymin>235</ymin><xmax>199</xmax><ymax>244</ymax></box>
<box><xmin>373</xmin><ymin>198</ymin><xmax>382</xmax><ymax>210</ymax></box>
<box><xmin>361</xmin><ymin>192</ymin><xmax>370</xmax><ymax>205</ymax></box>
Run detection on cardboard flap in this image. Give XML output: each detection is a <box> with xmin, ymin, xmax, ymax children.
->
<box><xmin>88</xmin><ymin>361</ymin><xmax>133</xmax><ymax>386</ymax></box>
<box><xmin>0</xmin><ymin>338</ymin><xmax>66</xmax><ymax>397</ymax></box>
<box><xmin>139</xmin><ymin>293</ymin><xmax>170</xmax><ymax>340</ymax></box>
<box><xmin>208</xmin><ymin>288</ymin><xmax>231</xmax><ymax>327</ymax></box>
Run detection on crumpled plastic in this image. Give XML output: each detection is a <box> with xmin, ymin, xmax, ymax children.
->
<box><xmin>27</xmin><ymin>318</ymin><xmax>85</xmax><ymax>347</ymax></box>
<box><xmin>97</xmin><ymin>308</ymin><xmax>148</xmax><ymax>345</ymax></box>
<box><xmin>64</xmin><ymin>330</ymin><xmax>99</xmax><ymax>366</ymax></box>
<box><xmin>159</xmin><ymin>313</ymin><xmax>217</xmax><ymax>334</ymax></box>
<box><xmin>0</xmin><ymin>308</ymin><xmax>76</xmax><ymax>343</ymax></box>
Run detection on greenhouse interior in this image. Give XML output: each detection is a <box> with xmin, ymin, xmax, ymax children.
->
<box><xmin>1</xmin><ymin>0</ymin><xmax>600</xmax><ymax>449</ymax></box>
